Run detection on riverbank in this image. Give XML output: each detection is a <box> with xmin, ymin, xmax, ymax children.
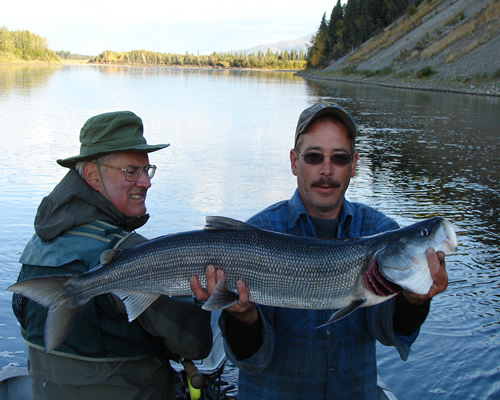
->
<box><xmin>3</xmin><ymin>58</ymin><xmax>497</xmax><ymax>96</ymax></box>
<box><xmin>297</xmin><ymin>70</ymin><xmax>500</xmax><ymax>97</ymax></box>
<box><xmin>304</xmin><ymin>0</ymin><xmax>500</xmax><ymax>98</ymax></box>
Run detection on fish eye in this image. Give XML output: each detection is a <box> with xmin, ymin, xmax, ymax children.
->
<box><xmin>420</xmin><ymin>228</ymin><xmax>430</xmax><ymax>237</ymax></box>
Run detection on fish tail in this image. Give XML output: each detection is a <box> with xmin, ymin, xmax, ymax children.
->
<box><xmin>7</xmin><ymin>275</ymin><xmax>85</xmax><ymax>352</ymax></box>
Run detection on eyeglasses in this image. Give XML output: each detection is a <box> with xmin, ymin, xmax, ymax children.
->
<box><xmin>99</xmin><ymin>163</ymin><xmax>157</xmax><ymax>182</ymax></box>
<box><xmin>295</xmin><ymin>150</ymin><xmax>353</xmax><ymax>166</ymax></box>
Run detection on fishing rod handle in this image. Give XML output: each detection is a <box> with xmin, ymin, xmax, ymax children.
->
<box><xmin>184</xmin><ymin>359</ymin><xmax>204</xmax><ymax>389</ymax></box>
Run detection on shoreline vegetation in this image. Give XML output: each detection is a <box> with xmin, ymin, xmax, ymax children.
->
<box><xmin>87</xmin><ymin>49</ymin><xmax>307</xmax><ymax>70</ymax></box>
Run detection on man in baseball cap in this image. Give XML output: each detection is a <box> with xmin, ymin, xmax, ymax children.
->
<box><xmin>192</xmin><ymin>102</ymin><xmax>448</xmax><ymax>399</ymax></box>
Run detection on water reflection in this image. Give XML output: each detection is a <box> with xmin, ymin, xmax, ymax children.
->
<box><xmin>93</xmin><ymin>64</ymin><xmax>306</xmax><ymax>84</ymax></box>
<box><xmin>0</xmin><ymin>64</ymin><xmax>61</xmax><ymax>96</ymax></box>
<box><xmin>0</xmin><ymin>66</ymin><xmax>498</xmax><ymax>399</ymax></box>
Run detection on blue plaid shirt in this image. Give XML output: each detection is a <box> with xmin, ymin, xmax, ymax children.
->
<box><xmin>220</xmin><ymin>190</ymin><xmax>419</xmax><ymax>400</ymax></box>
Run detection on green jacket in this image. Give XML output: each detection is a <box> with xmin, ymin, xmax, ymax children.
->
<box><xmin>12</xmin><ymin>170</ymin><xmax>212</xmax><ymax>398</ymax></box>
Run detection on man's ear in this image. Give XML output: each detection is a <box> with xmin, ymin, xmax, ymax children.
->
<box><xmin>350</xmin><ymin>152</ymin><xmax>359</xmax><ymax>178</ymax></box>
<box><xmin>290</xmin><ymin>149</ymin><xmax>299</xmax><ymax>176</ymax></box>
<box><xmin>82</xmin><ymin>162</ymin><xmax>102</xmax><ymax>192</ymax></box>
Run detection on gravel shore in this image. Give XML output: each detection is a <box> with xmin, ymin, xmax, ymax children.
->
<box><xmin>298</xmin><ymin>70</ymin><xmax>500</xmax><ymax>97</ymax></box>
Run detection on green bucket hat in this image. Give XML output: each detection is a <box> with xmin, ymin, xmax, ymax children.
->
<box><xmin>57</xmin><ymin>111</ymin><xmax>169</xmax><ymax>168</ymax></box>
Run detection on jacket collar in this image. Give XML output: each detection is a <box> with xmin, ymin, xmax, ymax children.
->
<box><xmin>34</xmin><ymin>169</ymin><xmax>149</xmax><ymax>241</ymax></box>
<box><xmin>287</xmin><ymin>188</ymin><xmax>353</xmax><ymax>237</ymax></box>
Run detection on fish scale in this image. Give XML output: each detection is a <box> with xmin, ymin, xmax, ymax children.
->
<box><xmin>68</xmin><ymin>228</ymin><xmax>371</xmax><ymax>309</ymax></box>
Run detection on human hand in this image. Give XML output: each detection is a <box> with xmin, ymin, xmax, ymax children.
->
<box><xmin>190</xmin><ymin>265</ymin><xmax>259</xmax><ymax>325</ymax></box>
<box><xmin>403</xmin><ymin>248</ymin><xmax>448</xmax><ymax>306</ymax></box>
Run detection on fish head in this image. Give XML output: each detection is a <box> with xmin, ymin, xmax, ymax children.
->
<box><xmin>377</xmin><ymin>217</ymin><xmax>457</xmax><ymax>295</ymax></box>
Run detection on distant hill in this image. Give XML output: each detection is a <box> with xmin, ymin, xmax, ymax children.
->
<box><xmin>234</xmin><ymin>35</ymin><xmax>312</xmax><ymax>55</ymax></box>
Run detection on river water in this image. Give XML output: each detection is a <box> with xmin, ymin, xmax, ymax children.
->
<box><xmin>0</xmin><ymin>64</ymin><xmax>498</xmax><ymax>399</ymax></box>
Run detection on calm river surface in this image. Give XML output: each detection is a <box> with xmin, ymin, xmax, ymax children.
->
<box><xmin>0</xmin><ymin>64</ymin><xmax>498</xmax><ymax>399</ymax></box>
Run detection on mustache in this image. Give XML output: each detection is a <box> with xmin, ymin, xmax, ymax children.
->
<box><xmin>312</xmin><ymin>178</ymin><xmax>340</xmax><ymax>188</ymax></box>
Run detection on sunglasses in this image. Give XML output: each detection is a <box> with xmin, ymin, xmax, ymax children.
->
<box><xmin>295</xmin><ymin>150</ymin><xmax>353</xmax><ymax>166</ymax></box>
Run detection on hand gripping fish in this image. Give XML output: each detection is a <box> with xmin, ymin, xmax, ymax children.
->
<box><xmin>7</xmin><ymin>216</ymin><xmax>457</xmax><ymax>352</ymax></box>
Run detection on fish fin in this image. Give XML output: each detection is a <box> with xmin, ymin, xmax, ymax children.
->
<box><xmin>201</xmin><ymin>279</ymin><xmax>239</xmax><ymax>311</ymax></box>
<box><xmin>204</xmin><ymin>216</ymin><xmax>258</xmax><ymax>232</ymax></box>
<box><xmin>113</xmin><ymin>291</ymin><xmax>161</xmax><ymax>322</ymax></box>
<box><xmin>46</xmin><ymin>304</ymin><xmax>85</xmax><ymax>353</ymax></box>
<box><xmin>7</xmin><ymin>276</ymin><xmax>85</xmax><ymax>352</ymax></box>
<box><xmin>100</xmin><ymin>249</ymin><xmax>122</xmax><ymax>264</ymax></box>
<box><xmin>316</xmin><ymin>298</ymin><xmax>367</xmax><ymax>329</ymax></box>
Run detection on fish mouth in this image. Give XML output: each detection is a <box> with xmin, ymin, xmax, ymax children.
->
<box><xmin>442</xmin><ymin>219</ymin><xmax>458</xmax><ymax>253</ymax></box>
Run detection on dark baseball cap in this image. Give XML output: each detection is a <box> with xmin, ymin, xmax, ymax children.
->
<box><xmin>295</xmin><ymin>102</ymin><xmax>358</xmax><ymax>146</ymax></box>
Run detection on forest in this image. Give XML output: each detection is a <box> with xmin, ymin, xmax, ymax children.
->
<box><xmin>307</xmin><ymin>0</ymin><xmax>423</xmax><ymax>68</ymax></box>
<box><xmin>0</xmin><ymin>27</ymin><xmax>59</xmax><ymax>62</ymax></box>
<box><xmin>89</xmin><ymin>48</ymin><xmax>307</xmax><ymax>69</ymax></box>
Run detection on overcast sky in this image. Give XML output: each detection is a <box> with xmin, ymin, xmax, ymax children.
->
<box><xmin>4</xmin><ymin>0</ymin><xmax>337</xmax><ymax>55</ymax></box>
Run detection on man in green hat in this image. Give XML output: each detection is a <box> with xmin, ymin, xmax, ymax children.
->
<box><xmin>12</xmin><ymin>111</ymin><xmax>212</xmax><ymax>399</ymax></box>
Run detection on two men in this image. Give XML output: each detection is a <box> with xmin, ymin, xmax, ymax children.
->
<box><xmin>192</xmin><ymin>102</ymin><xmax>448</xmax><ymax>399</ymax></box>
<box><xmin>13</xmin><ymin>111</ymin><xmax>212</xmax><ymax>399</ymax></box>
<box><xmin>14</xmin><ymin>103</ymin><xmax>448</xmax><ymax>399</ymax></box>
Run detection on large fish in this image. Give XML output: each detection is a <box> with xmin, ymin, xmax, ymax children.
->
<box><xmin>8</xmin><ymin>216</ymin><xmax>457</xmax><ymax>352</ymax></box>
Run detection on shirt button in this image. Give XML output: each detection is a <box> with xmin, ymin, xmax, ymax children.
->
<box><xmin>326</xmin><ymin>330</ymin><xmax>331</xmax><ymax>335</ymax></box>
